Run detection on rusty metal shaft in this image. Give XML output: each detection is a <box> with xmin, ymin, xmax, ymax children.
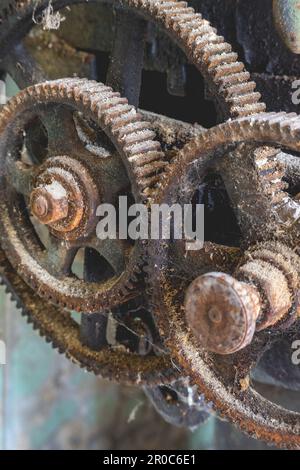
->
<box><xmin>185</xmin><ymin>242</ymin><xmax>300</xmax><ymax>354</ymax></box>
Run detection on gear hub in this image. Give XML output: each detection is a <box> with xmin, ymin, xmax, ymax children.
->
<box><xmin>30</xmin><ymin>155</ymin><xmax>100</xmax><ymax>240</ymax></box>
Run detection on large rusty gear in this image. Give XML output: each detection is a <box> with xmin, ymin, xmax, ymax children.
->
<box><xmin>147</xmin><ymin>112</ymin><xmax>300</xmax><ymax>448</ymax></box>
<box><xmin>0</xmin><ymin>2</ymin><xmax>289</xmax><ymax>296</ymax></box>
<box><xmin>0</xmin><ymin>0</ymin><xmax>265</xmax><ymax>119</ymax></box>
<box><xmin>0</xmin><ymin>78</ymin><xmax>166</xmax><ymax>312</ymax></box>
<box><xmin>1</xmin><ymin>0</ymin><xmax>296</xmax><ymax>247</ymax></box>
<box><xmin>0</xmin><ymin>1</ymin><xmax>294</xmax><ymax>239</ymax></box>
<box><xmin>0</xmin><ymin>0</ymin><xmax>300</xmax><ymax>443</ymax></box>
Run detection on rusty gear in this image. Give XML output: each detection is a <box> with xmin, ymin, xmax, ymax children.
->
<box><xmin>0</xmin><ymin>78</ymin><xmax>166</xmax><ymax>313</ymax></box>
<box><xmin>0</xmin><ymin>3</ymin><xmax>293</xmax><ymax>257</ymax></box>
<box><xmin>0</xmin><ymin>246</ymin><xmax>176</xmax><ymax>386</ymax></box>
<box><xmin>148</xmin><ymin>112</ymin><xmax>300</xmax><ymax>448</ymax></box>
<box><xmin>29</xmin><ymin>154</ymin><xmax>100</xmax><ymax>239</ymax></box>
<box><xmin>0</xmin><ymin>0</ymin><xmax>265</xmax><ymax>118</ymax></box>
<box><xmin>0</xmin><ymin>2</ymin><xmax>294</xmax><ymax>221</ymax></box>
<box><xmin>0</xmin><ymin>0</ymin><xmax>300</xmax><ymax>446</ymax></box>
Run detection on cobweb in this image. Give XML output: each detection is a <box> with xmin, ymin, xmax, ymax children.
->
<box><xmin>33</xmin><ymin>0</ymin><xmax>66</xmax><ymax>31</ymax></box>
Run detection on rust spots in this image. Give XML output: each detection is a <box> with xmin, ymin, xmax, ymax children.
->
<box><xmin>184</xmin><ymin>272</ymin><xmax>261</xmax><ymax>355</ymax></box>
<box><xmin>184</xmin><ymin>242</ymin><xmax>300</xmax><ymax>355</ymax></box>
<box><xmin>30</xmin><ymin>182</ymin><xmax>69</xmax><ymax>225</ymax></box>
<box><xmin>31</xmin><ymin>155</ymin><xmax>99</xmax><ymax>240</ymax></box>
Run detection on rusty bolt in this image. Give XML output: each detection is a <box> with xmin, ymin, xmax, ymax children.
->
<box><xmin>185</xmin><ymin>272</ymin><xmax>261</xmax><ymax>355</ymax></box>
<box><xmin>185</xmin><ymin>242</ymin><xmax>299</xmax><ymax>355</ymax></box>
<box><xmin>30</xmin><ymin>181</ymin><xmax>69</xmax><ymax>225</ymax></box>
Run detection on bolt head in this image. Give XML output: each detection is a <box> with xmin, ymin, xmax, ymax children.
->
<box><xmin>31</xmin><ymin>195</ymin><xmax>49</xmax><ymax>218</ymax></box>
<box><xmin>30</xmin><ymin>182</ymin><xmax>68</xmax><ymax>225</ymax></box>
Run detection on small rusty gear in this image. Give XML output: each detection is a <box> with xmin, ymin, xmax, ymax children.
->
<box><xmin>148</xmin><ymin>112</ymin><xmax>300</xmax><ymax>448</ymax></box>
<box><xmin>0</xmin><ymin>78</ymin><xmax>166</xmax><ymax>313</ymax></box>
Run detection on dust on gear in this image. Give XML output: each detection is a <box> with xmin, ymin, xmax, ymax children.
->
<box><xmin>147</xmin><ymin>112</ymin><xmax>300</xmax><ymax>448</ymax></box>
<box><xmin>1</xmin><ymin>2</ymin><xmax>295</xmax><ymax>259</ymax></box>
<box><xmin>0</xmin><ymin>245</ymin><xmax>177</xmax><ymax>385</ymax></box>
<box><xmin>0</xmin><ymin>78</ymin><xmax>166</xmax><ymax>312</ymax></box>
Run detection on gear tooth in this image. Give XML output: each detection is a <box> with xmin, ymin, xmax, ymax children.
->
<box><xmin>122</xmin><ymin>129</ymin><xmax>157</xmax><ymax>146</ymax></box>
<box><xmin>213</xmin><ymin>62</ymin><xmax>246</xmax><ymax>81</ymax></box>
<box><xmin>124</xmin><ymin>139</ymin><xmax>161</xmax><ymax>155</ymax></box>
<box><xmin>115</xmin><ymin>120</ymin><xmax>151</xmax><ymax>138</ymax></box>
<box><xmin>229</xmin><ymin>92</ymin><xmax>262</xmax><ymax>107</ymax></box>
<box><xmin>111</xmin><ymin>110</ymin><xmax>141</xmax><ymax>132</ymax></box>
<box><xmin>160</xmin><ymin>1</ymin><xmax>190</xmax><ymax>11</ymax></box>
<box><xmin>207</xmin><ymin>51</ymin><xmax>238</xmax><ymax>70</ymax></box>
<box><xmin>289</xmin><ymin>118</ymin><xmax>300</xmax><ymax>132</ymax></box>
<box><xmin>139</xmin><ymin>174</ymin><xmax>162</xmax><ymax>190</ymax></box>
<box><xmin>231</xmin><ymin>102</ymin><xmax>266</xmax><ymax>118</ymax></box>
<box><xmin>190</xmin><ymin>33</ymin><xmax>223</xmax><ymax>52</ymax></box>
<box><xmin>162</xmin><ymin>8</ymin><xmax>196</xmax><ymax>28</ymax></box>
<box><xmin>217</xmin><ymin>72</ymin><xmax>252</xmax><ymax>93</ymax></box>
<box><xmin>178</xmin><ymin>17</ymin><xmax>209</xmax><ymax>38</ymax></box>
<box><xmin>221</xmin><ymin>80</ymin><xmax>256</xmax><ymax>99</ymax></box>
<box><xmin>134</xmin><ymin>161</ymin><xmax>167</xmax><ymax>178</ymax></box>
<box><xmin>199</xmin><ymin>42</ymin><xmax>232</xmax><ymax>61</ymax></box>
<box><xmin>183</xmin><ymin>20</ymin><xmax>213</xmax><ymax>43</ymax></box>
<box><xmin>128</xmin><ymin>150</ymin><xmax>165</xmax><ymax>166</ymax></box>
<box><xmin>102</xmin><ymin>104</ymin><xmax>132</xmax><ymax>125</ymax></box>
<box><xmin>99</xmin><ymin>96</ymin><xmax>128</xmax><ymax>111</ymax></box>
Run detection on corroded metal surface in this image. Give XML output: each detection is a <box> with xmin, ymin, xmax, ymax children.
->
<box><xmin>148</xmin><ymin>112</ymin><xmax>300</xmax><ymax>448</ymax></box>
<box><xmin>185</xmin><ymin>272</ymin><xmax>261</xmax><ymax>355</ymax></box>
<box><xmin>0</xmin><ymin>78</ymin><xmax>166</xmax><ymax>312</ymax></box>
<box><xmin>185</xmin><ymin>242</ymin><xmax>300</xmax><ymax>355</ymax></box>
<box><xmin>0</xmin><ymin>0</ymin><xmax>265</xmax><ymax>119</ymax></box>
<box><xmin>0</xmin><ymin>247</ymin><xmax>177</xmax><ymax>386</ymax></box>
<box><xmin>0</xmin><ymin>0</ymin><xmax>300</xmax><ymax>449</ymax></box>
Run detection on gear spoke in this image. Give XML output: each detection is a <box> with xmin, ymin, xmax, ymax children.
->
<box><xmin>86</xmin><ymin>236</ymin><xmax>127</xmax><ymax>277</ymax></box>
<box><xmin>45</xmin><ymin>236</ymin><xmax>78</xmax><ymax>276</ymax></box>
<box><xmin>170</xmin><ymin>241</ymin><xmax>241</xmax><ymax>278</ymax></box>
<box><xmin>4</xmin><ymin>42</ymin><xmax>46</xmax><ymax>89</ymax></box>
<box><xmin>39</xmin><ymin>105</ymin><xmax>84</xmax><ymax>155</ymax></box>
<box><xmin>106</xmin><ymin>9</ymin><xmax>146</xmax><ymax>107</ymax></box>
<box><xmin>7</xmin><ymin>160</ymin><xmax>34</xmax><ymax>196</ymax></box>
<box><xmin>213</xmin><ymin>333</ymin><xmax>274</xmax><ymax>391</ymax></box>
